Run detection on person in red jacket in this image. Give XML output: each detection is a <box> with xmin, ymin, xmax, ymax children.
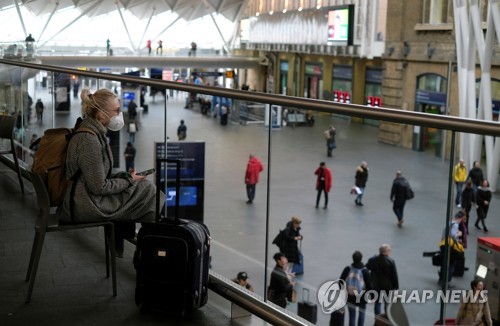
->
<box><xmin>245</xmin><ymin>154</ymin><xmax>264</xmax><ymax>203</ymax></box>
<box><xmin>315</xmin><ymin>161</ymin><xmax>332</xmax><ymax>209</ymax></box>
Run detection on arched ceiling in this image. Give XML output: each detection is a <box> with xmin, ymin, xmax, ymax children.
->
<box><xmin>2</xmin><ymin>0</ymin><xmax>246</xmax><ymax>22</ymax></box>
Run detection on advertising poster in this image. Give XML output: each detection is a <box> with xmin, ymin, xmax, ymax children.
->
<box><xmin>155</xmin><ymin>141</ymin><xmax>205</xmax><ymax>222</ymax></box>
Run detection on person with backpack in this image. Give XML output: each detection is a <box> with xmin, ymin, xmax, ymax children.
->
<box><xmin>56</xmin><ymin>88</ymin><xmax>165</xmax><ymax>258</ymax></box>
<box><xmin>339</xmin><ymin>251</ymin><xmax>371</xmax><ymax>326</ymax></box>
<box><xmin>366</xmin><ymin>244</ymin><xmax>399</xmax><ymax>316</ymax></box>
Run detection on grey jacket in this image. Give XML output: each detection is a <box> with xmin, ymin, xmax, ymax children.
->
<box><xmin>58</xmin><ymin>117</ymin><xmax>164</xmax><ymax>223</ymax></box>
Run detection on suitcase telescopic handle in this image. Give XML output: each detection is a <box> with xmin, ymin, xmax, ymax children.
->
<box><xmin>302</xmin><ymin>288</ymin><xmax>310</xmax><ymax>302</ymax></box>
<box><xmin>156</xmin><ymin>158</ymin><xmax>181</xmax><ymax>222</ymax></box>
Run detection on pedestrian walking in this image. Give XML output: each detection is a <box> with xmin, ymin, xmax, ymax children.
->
<box><xmin>366</xmin><ymin>244</ymin><xmax>399</xmax><ymax>317</ymax></box>
<box><xmin>124</xmin><ymin>142</ymin><xmax>136</xmax><ymax>172</ymax></box>
<box><xmin>324</xmin><ymin>125</ymin><xmax>336</xmax><ymax>157</ymax></box>
<box><xmin>106</xmin><ymin>38</ymin><xmax>111</xmax><ymax>56</ymax></box>
<box><xmin>35</xmin><ymin>99</ymin><xmax>44</xmax><ymax>123</ymax></box>
<box><xmin>475</xmin><ymin>179</ymin><xmax>492</xmax><ymax>232</ymax></box>
<box><xmin>146</xmin><ymin>39</ymin><xmax>152</xmax><ymax>55</ymax></box>
<box><xmin>156</xmin><ymin>40</ymin><xmax>163</xmax><ymax>55</ymax></box>
<box><xmin>461</xmin><ymin>181</ymin><xmax>475</xmax><ymax>233</ymax></box>
<box><xmin>467</xmin><ymin>161</ymin><xmax>484</xmax><ymax>193</ymax></box>
<box><xmin>390</xmin><ymin>170</ymin><xmax>412</xmax><ymax>227</ymax></box>
<box><xmin>128</xmin><ymin>99</ymin><xmax>138</xmax><ymax>121</ymax></box>
<box><xmin>354</xmin><ymin>161</ymin><xmax>368</xmax><ymax>206</ymax></box>
<box><xmin>283</xmin><ymin>216</ymin><xmax>303</xmax><ymax>272</ymax></box>
<box><xmin>127</xmin><ymin>121</ymin><xmax>137</xmax><ymax>143</ymax></box>
<box><xmin>314</xmin><ymin>161</ymin><xmax>332</xmax><ymax>209</ymax></box>
<box><xmin>340</xmin><ymin>251</ymin><xmax>371</xmax><ymax>326</ymax></box>
<box><xmin>244</xmin><ymin>154</ymin><xmax>264</xmax><ymax>203</ymax></box>
<box><xmin>177</xmin><ymin>120</ymin><xmax>187</xmax><ymax>140</ymax></box>
<box><xmin>454</xmin><ymin>159</ymin><xmax>467</xmax><ymax>207</ymax></box>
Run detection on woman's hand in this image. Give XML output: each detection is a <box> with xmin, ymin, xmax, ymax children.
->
<box><xmin>129</xmin><ymin>169</ymin><xmax>146</xmax><ymax>181</ymax></box>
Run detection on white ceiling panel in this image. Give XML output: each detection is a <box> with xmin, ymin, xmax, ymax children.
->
<box><xmin>10</xmin><ymin>0</ymin><xmax>245</xmax><ymax>22</ymax></box>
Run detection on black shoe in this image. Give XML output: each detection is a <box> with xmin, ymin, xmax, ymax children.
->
<box><xmin>323</xmin><ymin>206</ymin><xmax>327</xmax><ymax>209</ymax></box>
<box><xmin>464</xmin><ymin>267</ymin><xmax>470</xmax><ymax>271</ymax></box>
<box><xmin>475</xmin><ymin>225</ymin><xmax>481</xmax><ymax>230</ymax></box>
<box><xmin>484</xmin><ymin>227</ymin><xmax>489</xmax><ymax>232</ymax></box>
<box><xmin>358</xmin><ymin>202</ymin><xmax>364</xmax><ymax>206</ymax></box>
<box><xmin>246</xmin><ymin>200</ymin><xmax>252</xmax><ymax>204</ymax></box>
<box><xmin>315</xmin><ymin>205</ymin><xmax>318</xmax><ymax>208</ymax></box>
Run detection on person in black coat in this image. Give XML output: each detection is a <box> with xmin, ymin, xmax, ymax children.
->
<box><xmin>366</xmin><ymin>244</ymin><xmax>399</xmax><ymax>316</ymax></box>
<box><xmin>284</xmin><ymin>216</ymin><xmax>303</xmax><ymax>270</ymax></box>
<box><xmin>354</xmin><ymin>161</ymin><xmax>368</xmax><ymax>206</ymax></box>
<box><xmin>268</xmin><ymin>253</ymin><xmax>295</xmax><ymax>308</ymax></box>
<box><xmin>460</xmin><ymin>180</ymin><xmax>475</xmax><ymax>233</ymax></box>
<box><xmin>390</xmin><ymin>170</ymin><xmax>410</xmax><ymax>227</ymax></box>
<box><xmin>177</xmin><ymin>120</ymin><xmax>187</xmax><ymax>140</ymax></box>
<box><xmin>475</xmin><ymin>179</ymin><xmax>492</xmax><ymax>232</ymax></box>
<box><xmin>339</xmin><ymin>251</ymin><xmax>371</xmax><ymax>326</ymax></box>
<box><xmin>467</xmin><ymin>161</ymin><xmax>484</xmax><ymax>193</ymax></box>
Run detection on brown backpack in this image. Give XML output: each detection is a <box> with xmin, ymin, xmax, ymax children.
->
<box><xmin>32</xmin><ymin>127</ymin><xmax>94</xmax><ymax>206</ymax></box>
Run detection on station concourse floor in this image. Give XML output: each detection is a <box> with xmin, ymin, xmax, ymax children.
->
<box><xmin>0</xmin><ymin>89</ymin><xmax>499</xmax><ymax>326</ymax></box>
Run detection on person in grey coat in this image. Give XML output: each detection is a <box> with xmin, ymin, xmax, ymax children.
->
<box><xmin>57</xmin><ymin>88</ymin><xmax>165</xmax><ymax>257</ymax></box>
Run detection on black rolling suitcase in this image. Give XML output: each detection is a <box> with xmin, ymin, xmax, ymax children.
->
<box><xmin>297</xmin><ymin>288</ymin><xmax>318</xmax><ymax>324</ymax></box>
<box><xmin>134</xmin><ymin>158</ymin><xmax>210</xmax><ymax>316</ymax></box>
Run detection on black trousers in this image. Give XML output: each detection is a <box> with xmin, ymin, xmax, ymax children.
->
<box><xmin>316</xmin><ymin>188</ymin><xmax>328</xmax><ymax>207</ymax></box>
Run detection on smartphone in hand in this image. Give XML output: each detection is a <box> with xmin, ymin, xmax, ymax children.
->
<box><xmin>136</xmin><ymin>168</ymin><xmax>155</xmax><ymax>176</ymax></box>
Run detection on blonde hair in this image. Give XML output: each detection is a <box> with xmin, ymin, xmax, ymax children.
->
<box><xmin>291</xmin><ymin>216</ymin><xmax>302</xmax><ymax>224</ymax></box>
<box><xmin>81</xmin><ymin>88</ymin><xmax>117</xmax><ymax>119</ymax></box>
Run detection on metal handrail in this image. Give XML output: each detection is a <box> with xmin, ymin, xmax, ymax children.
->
<box><xmin>1</xmin><ymin>58</ymin><xmax>499</xmax><ymax>136</ymax></box>
<box><xmin>209</xmin><ymin>270</ymin><xmax>314</xmax><ymax>326</ymax></box>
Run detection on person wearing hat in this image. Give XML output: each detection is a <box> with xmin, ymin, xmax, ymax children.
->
<box><xmin>268</xmin><ymin>253</ymin><xmax>295</xmax><ymax>308</ymax></box>
<box><xmin>232</xmin><ymin>272</ymin><xmax>254</xmax><ymax>292</ymax></box>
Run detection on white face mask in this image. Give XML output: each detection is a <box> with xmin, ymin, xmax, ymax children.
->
<box><xmin>107</xmin><ymin>111</ymin><xmax>125</xmax><ymax>131</ymax></box>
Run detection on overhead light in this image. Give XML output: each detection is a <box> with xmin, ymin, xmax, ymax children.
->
<box><xmin>298</xmin><ymin>7</ymin><xmax>303</xmax><ymax>11</ymax></box>
<box><xmin>282</xmin><ymin>9</ymin><xmax>287</xmax><ymax>13</ymax></box>
<box><xmin>269</xmin><ymin>11</ymin><xmax>273</xmax><ymax>15</ymax></box>
<box><xmin>256</xmin><ymin>12</ymin><xmax>260</xmax><ymax>16</ymax></box>
<box><xmin>316</xmin><ymin>5</ymin><xmax>321</xmax><ymax>9</ymax></box>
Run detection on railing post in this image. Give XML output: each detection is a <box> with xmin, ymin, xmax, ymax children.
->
<box><xmin>264</xmin><ymin>103</ymin><xmax>272</xmax><ymax>301</ymax></box>
<box><xmin>439</xmin><ymin>130</ymin><xmax>456</xmax><ymax>323</ymax></box>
